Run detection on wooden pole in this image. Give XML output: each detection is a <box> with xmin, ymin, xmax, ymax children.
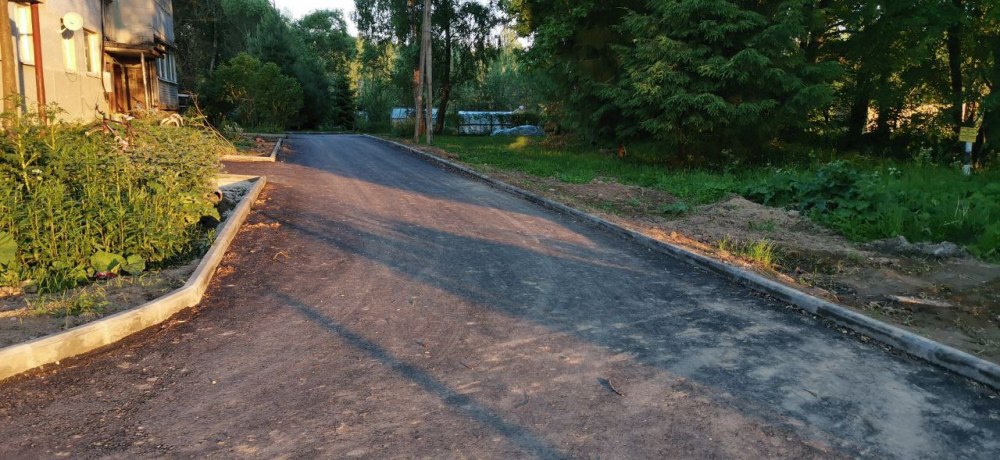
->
<box><xmin>412</xmin><ymin>0</ymin><xmax>424</xmax><ymax>143</ymax></box>
<box><xmin>422</xmin><ymin>0</ymin><xmax>432</xmax><ymax>144</ymax></box>
<box><xmin>30</xmin><ymin>2</ymin><xmax>45</xmax><ymax>122</ymax></box>
<box><xmin>140</xmin><ymin>52</ymin><xmax>150</xmax><ymax>110</ymax></box>
<box><xmin>0</xmin><ymin>0</ymin><xmax>18</xmax><ymax>116</ymax></box>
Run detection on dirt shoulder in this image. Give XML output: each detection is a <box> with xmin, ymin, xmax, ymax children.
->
<box><xmin>403</xmin><ymin>143</ymin><xmax>1000</xmax><ymax>364</ymax></box>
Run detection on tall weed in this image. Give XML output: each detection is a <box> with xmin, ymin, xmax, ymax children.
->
<box><xmin>0</xmin><ymin>110</ymin><xmax>227</xmax><ymax>291</ymax></box>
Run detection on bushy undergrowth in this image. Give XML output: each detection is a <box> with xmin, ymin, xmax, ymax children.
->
<box><xmin>0</xmin><ymin>111</ymin><xmax>229</xmax><ymax>292</ymax></box>
<box><xmin>744</xmin><ymin>162</ymin><xmax>1000</xmax><ymax>260</ymax></box>
<box><xmin>425</xmin><ymin>135</ymin><xmax>1000</xmax><ymax>261</ymax></box>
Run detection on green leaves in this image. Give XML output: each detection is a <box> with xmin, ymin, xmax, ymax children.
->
<box><xmin>0</xmin><ymin>231</ymin><xmax>15</xmax><ymax>267</ymax></box>
<box><xmin>123</xmin><ymin>255</ymin><xmax>146</xmax><ymax>276</ymax></box>
<box><xmin>0</xmin><ymin>112</ymin><xmax>223</xmax><ymax>292</ymax></box>
<box><xmin>90</xmin><ymin>251</ymin><xmax>125</xmax><ymax>274</ymax></box>
<box><xmin>608</xmin><ymin>0</ymin><xmax>832</xmax><ymax>157</ymax></box>
<box><xmin>200</xmin><ymin>53</ymin><xmax>304</xmax><ymax>131</ymax></box>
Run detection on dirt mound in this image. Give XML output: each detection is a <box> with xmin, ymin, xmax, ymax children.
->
<box><xmin>662</xmin><ymin>197</ymin><xmax>868</xmax><ymax>259</ymax></box>
<box><xmin>552</xmin><ymin>177</ymin><xmax>679</xmax><ymax>217</ymax></box>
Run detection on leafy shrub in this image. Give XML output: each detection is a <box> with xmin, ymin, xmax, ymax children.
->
<box><xmin>744</xmin><ymin>161</ymin><xmax>877</xmax><ymax>214</ymax></box>
<box><xmin>744</xmin><ymin>161</ymin><xmax>1000</xmax><ymax>260</ymax></box>
<box><xmin>199</xmin><ymin>52</ymin><xmax>304</xmax><ymax>130</ymax></box>
<box><xmin>0</xmin><ymin>110</ymin><xmax>227</xmax><ymax>291</ymax></box>
<box><xmin>393</xmin><ymin>119</ymin><xmax>417</xmax><ymax>138</ymax></box>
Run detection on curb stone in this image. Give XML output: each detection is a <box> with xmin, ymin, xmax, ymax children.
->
<box><xmin>242</xmin><ymin>133</ymin><xmax>288</xmax><ymax>140</ymax></box>
<box><xmin>222</xmin><ymin>138</ymin><xmax>282</xmax><ymax>163</ymax></box>
<box><xmin>0</xmin><ymin>174</ymin><xmax>267</xmax><ymax>382</ymax></box>
<box><xmin>365</xmin><ymin>134</ymin><xmax>1000</xmax><ymax>391</ymax></box>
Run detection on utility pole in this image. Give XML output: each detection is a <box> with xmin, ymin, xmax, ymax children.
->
<box><xmin>412</xmin><ymin>0</ymin><xmax>423</xmax><ymax>143</ymax></box>
<box><xmin>0</xmin><ymin>0</ymin><xmax>18</xmax><ymax>116</ymax></box>
<box><xmin>421</xmin><ymin>0</ymin><xmax>432</xmax><ymax>145</ymax></box>
<box><xmin>30</xmin><ymin>1</ymin><xmax>45</xmax><ymax>122</ymax></box>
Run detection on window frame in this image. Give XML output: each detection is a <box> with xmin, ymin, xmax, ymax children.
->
<box><xmin>84</xmin><ymin>30</ymin><xmax>100</xmax><ymax>74</ymax></box>
<box><xmin>157</xmin><ymin>54</ymin><xmax>177</xmax><ymax>83</ymax></box>
<box><xmin>62</xmin><ymin>34</ymin><xmax>77</xmax><ymax>72</ymax></box>
<box><xmin>15</xmin><ymin>5</ymin><xmax>33</xmax><ymax>65</ymax></box>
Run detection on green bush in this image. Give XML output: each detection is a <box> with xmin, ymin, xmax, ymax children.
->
<box><xmin>392</xmin><ymin>119</ymin><xmax>417</xmax><ymax>138</ymax></box>
<box><xmin>199</xmin><ymin>52</ymin><xmax>304</xmax><ymax>131</ymax></box>
<box><xmin>744</xmin><ymin>162</ymin><xmax>1000</xmax><ymax>260</ymax></box>
<box><xmin>0</xmin><ymin>111</ymin><xmax>227</xmax><ymax>291</ymax></box>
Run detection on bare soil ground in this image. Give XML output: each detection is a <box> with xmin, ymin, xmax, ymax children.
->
<box><xmin>0</xmin><ymin>261</ymin><xmax>197</xmax><ymax>347</ymax></box>
<box><xmin>465</xmin><ymin>165</ymin><xmax>1000</xmax><ymax>363</ymax></box>
<box><xmin>237</xmin><ymin>139</ymin><xmax>277</xmax><ymax>157</ymax></box>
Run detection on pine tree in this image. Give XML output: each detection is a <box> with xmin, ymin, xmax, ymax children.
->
<box><xmin>608</xmin><ymin>0</ymin><xmax>838</xmax><ymax>158</ymax></box>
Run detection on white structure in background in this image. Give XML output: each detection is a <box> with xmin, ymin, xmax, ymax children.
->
<box><xmin>457</xmin><ymin>111</ymin><xmax>514</xmax><ymax>135</ymax></box>
<box><xmin>391</xmin><ymin>107</ymin><xmax>439</xmax><ymax>125</ymax></box>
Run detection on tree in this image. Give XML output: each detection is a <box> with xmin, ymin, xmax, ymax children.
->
<box><xmin>200</xmin><ymin>53</ymin><xmax>304</xmax><ymax>129</ymax></box>
<box><xmin>176</xmin><ymin>0</ymin><xmax>345</xmax><ymax>129</ymax></box>
<box><xmin>174</xmin><ymin>0</ymin><xmax>225</xmax><ymax>90</ymax></box>
<box><xmin>297</xmin><ymin>10</ymin><xmax>356</xmax><ymax>75</ymax></box>
<box><xmin>507</xmin><ymin>0</ymin><xmax>644</xmax><ymax>142</ymax></box>
<box><xmin>606</xmin><ymin>0</ymin><xmax>837</xmax><ymax>158</ymax></box>
<box><xmin>297</xmin><ymin>10</ymin><xmax>357</xmax><ymax>130</ymax></box>
<box><xmin>355</xmin><ymin>0</ymin><xmax>501</xmax><ymax>135</ymax></box>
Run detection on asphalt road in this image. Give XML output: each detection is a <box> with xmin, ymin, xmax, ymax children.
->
<box><xmin>1</xmin><ymin>134</ymin><xmax>998</xmax><ymax>458</ymax></box>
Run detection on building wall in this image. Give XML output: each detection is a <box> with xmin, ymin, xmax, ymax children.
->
<box><xmin>4</xmin><ymin>1</ymin><xmax>109</xmax><ymax>121</ymax></box>
<box><xmin>105</xmin><ymin>0</ymin><xmax>174</xmax><ymax>46</ymax></box>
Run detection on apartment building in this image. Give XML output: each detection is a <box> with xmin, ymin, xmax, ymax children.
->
<box><xmin>2</xmin><ymin>0</ymin><xmax>178</xmax><ymax>121</ymax></box>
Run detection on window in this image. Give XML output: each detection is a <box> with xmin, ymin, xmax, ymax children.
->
<box><xmin>16</xmin><ymin>5</ymin><xmax>33</xmax><ymax>65</ymax></box>
<box><xmin>63</xmin><ymin>36</ymin><xmax>77</xmax><ymax>71</ymax></box>
<box><xmin>157</xmin><ymin>54</ymin><xmax>177</xmax><ymax>83</ymax></box>
<box><xmin>84</xmin><ymin>30</ymin><xmax>100</xmax><ymax>73</ymax></box>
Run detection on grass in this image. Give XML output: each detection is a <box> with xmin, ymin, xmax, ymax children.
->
<box><xmin>412</xmin><ymin>135</ymin><xmax>1000</xmax><ymax>261</ymax></box>
<box><xmin>429</xmin><ymin>135</ymin><xmax>762</xmax><ymax>205</ymax></box>
<box><xmin>26</xmin><ymin>285</ymin><xmax>109</xmax><ymax>318</ymax></box>
<box><xmin>718</xmin><ymin>237</ymin><xmax>779</xmax><ymax>269</ymax></box>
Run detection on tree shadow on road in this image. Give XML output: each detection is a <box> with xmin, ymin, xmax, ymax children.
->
<box><xmin>256</xmin><ymin>206</ymin><xmax>1000</xmax><ymax>459</ymax></box>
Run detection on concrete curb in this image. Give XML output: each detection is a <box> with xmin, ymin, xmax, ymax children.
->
<box><xmin>242</xmin><ymin>133</ymin><xmax>288</xmax><ymax>140</ymax></box>
<box><xmin>286</xmin><ymin>131</ymin><xmax>350</xmax><ymax>135</ymax></box>
<box><xmin>0</xmin><ymin>174</ymin><xmax>267</xmax><ymax>382</ymax></box>
<box><xmin>365</xmin><ymin>135</ymin><xmax>1000</xmax><ymax>390</ymax></box>
<box><xmin>222</xmin><ymin>138</ymin><xmax>282</xmax><ymax>163</ymax></box>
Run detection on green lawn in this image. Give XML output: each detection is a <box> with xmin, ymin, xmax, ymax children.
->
<box><xmin>419</xmin><ymin>135</ymin><xmax>1000</xmax><ymax>261</ymax></box>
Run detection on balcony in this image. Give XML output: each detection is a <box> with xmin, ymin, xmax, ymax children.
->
<box><xmin>103</xmin><ymin>0</ymin><xmax>174</xmax><ymax>56</ymax></box>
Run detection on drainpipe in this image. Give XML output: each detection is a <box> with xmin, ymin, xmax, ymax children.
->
<box><xmin>29</xmin><ymin>1</ymin><xmax>45</xmax><ymax>122</ymax></box>
<box><xmin>140</xmin><ymin>52</ymin><xmax>149</xmax><ymax>110</ymax></box>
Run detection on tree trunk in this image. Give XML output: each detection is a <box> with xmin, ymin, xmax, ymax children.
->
<box><xmin>973</xmin><ymin>102</ymin><xmax>993</xmax><ymax>165</ymax></box>
<box><xmin>946</xmin><ymin>0</ymin><xmax>964</xmax><ymax>135</ymax></box>
<box><xmin>847</xmin><ymin>73</ymin><xmax>872</xmax><ymax>147</ymax></box>
<box><xmin>209</xmin><ymin>17</ymin><xmax>219</xmax><ymax>72</ymax></box>
<box><xmin>434</xmin><ymin>23</ymin><xmax>452</xmax><ymax>135</ymax></box>
<box><xmin>411</xmin><ymin>0</ymin><xmax>423</xmax><ymax>141</ymax></box>
<box><xmin>422</xmin><ymin>0</ymin><xmax>433</xmax><ymax>144</ymax></box>
<box><xmin>414</xmin><ymin>68</ymin><xmax>424</xmax><ymax>141</ymax></box>
<box><xmin>0</xmin><ymin>0</ymin><xmax>18</xmax><ymax>115</ymax></box>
